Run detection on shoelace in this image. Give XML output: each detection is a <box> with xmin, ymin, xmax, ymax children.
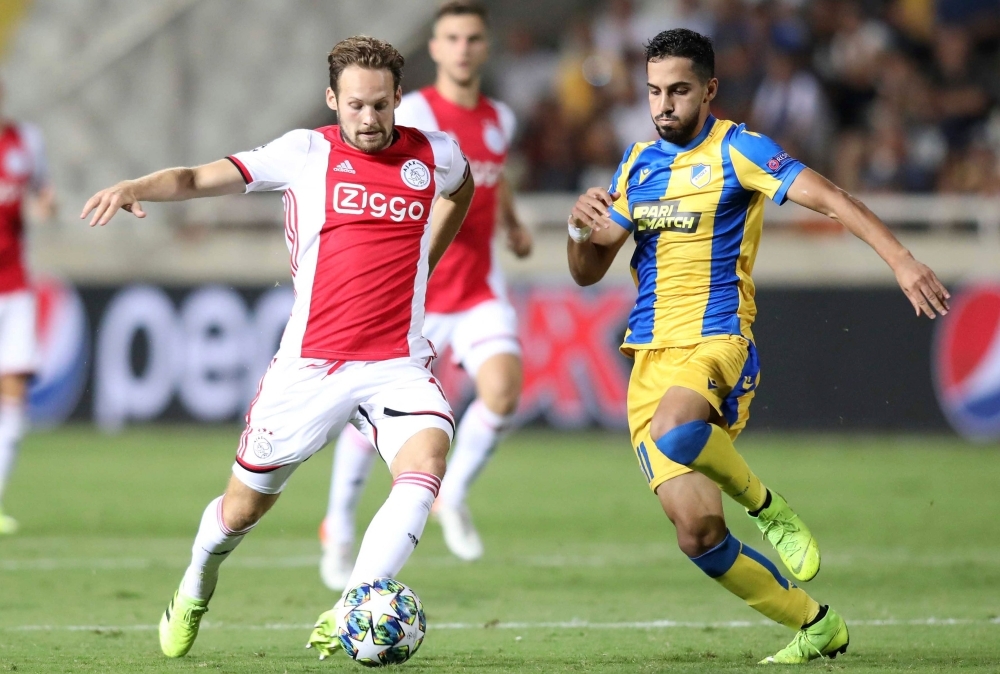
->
<box><xmin>788</xmin><ymin>630</ymin><xmax>824</xmax><ymax>659</ymax></box>
<box><xmin>181</xmin><ymin>604</ymin><xmax>208</xmax><ymax>625</ymax></box>
<box><xmin>761</xmin><ymin>518</ymin><xmax>803</xmax><ymax>557</ymax></box>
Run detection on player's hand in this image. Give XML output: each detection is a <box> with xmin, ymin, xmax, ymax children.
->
<box><xmin>506</xmin><ymin>223</ymin><xmax>533</xmax><ymax>258</ymax></box>
<box><xmin>893</xmin><ymin>255</ymin><xmax>950</xmax><ymax>319</ymax></box>
<box><xmin>80</xmin><ymin>181</ymin><xmax>146</xmax><ymax>227</ymax></box>
<box><xmin>571</xmin><ymin>187</ymin><xmax>619</xmax><ymax>232</ymax></box>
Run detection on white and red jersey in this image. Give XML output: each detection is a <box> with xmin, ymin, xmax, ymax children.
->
<box><xmin>395</xmin><ymin>87</ymin><xmax>516</xmax><ymax>314</ymax></box>
<box><xmin>0</xmin><ymin>123</ymin><xmax>49</xmax><ymax>293</ymax></box>
<box><xmin>227</xmin><ymin>124</ymin><xmax>469</xmax><ymax>362</ymax></box>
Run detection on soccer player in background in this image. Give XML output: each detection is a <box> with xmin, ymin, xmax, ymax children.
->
<box><xmin>567</xmin><ymin>29</ymin><xmax>949</xmax><ymax>664</ymax></box>
<box><xmin>320</xmin><ymin>0</ymin><xmax>532</xmax><ymax>587</ymax></box>
<box><xmin>81</xmin><ymin>36</ymin><xmax>474</xmax><ymax>660</ymax></box>
<box><xmin>0</xmin><ymin>82</ymin><xmax>56</xmax><ymax>535</ymax></box>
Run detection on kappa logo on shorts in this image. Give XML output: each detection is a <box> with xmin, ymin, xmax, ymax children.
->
<box><xmin>252</xmin><ymin>434</ymin><xmax>274</xmax><ymax>460</ymax></box>
<box><xmin>707</xmin><ymin>378</ymin><xmax>719</xmax><ymax>390</ymax></box>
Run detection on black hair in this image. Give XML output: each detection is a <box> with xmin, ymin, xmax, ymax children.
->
<box><xmin>644</xmin><ymin>28</ymin><xmax>715</xmax><ymax>82</ymax></box>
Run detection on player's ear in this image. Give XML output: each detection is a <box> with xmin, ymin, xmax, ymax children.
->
<box><xmin>325</xmin><ymin>87</ymin><xmax>338</xmax><ymax>113</ymax></box>
<box><xmin>705</xmin><ymin>78</ymin><xmax>718</xmax><ymax>103</ymax></box>
<box><xmin>394</xmin><ymin>86</ymin><xmax>402</xmax><ymax>108</ymax></box>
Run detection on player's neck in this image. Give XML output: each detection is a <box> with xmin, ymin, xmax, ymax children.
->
<box><xmin>434</xmin><ymin>73</ymin><xmax>481</xmax><ymax>110</ymax></box>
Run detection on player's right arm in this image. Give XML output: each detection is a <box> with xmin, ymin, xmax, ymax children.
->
<box><xmin>566</xmin><ymin>187</ymin><xmax>631</xmax><ymax>286</ymax></box>
<box><xmin>81</xmin><ymin>129</ymin><xmax>312</xmax><ymax>227</ymax></box>
<box><xmin>80</xmin><ymin>160</ymin><xmax>245</xmax><ymax>227</ymax></box>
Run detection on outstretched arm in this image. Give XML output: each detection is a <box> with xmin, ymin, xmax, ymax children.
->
<box><xmin>567</xmin><ymin>187</ymin><xmax>631</xmax><ymax>286</ymax></box>
<box><xmin>80</xmin><ymin>159</ymin><xmax>246</xmax><ymax>227</ymax></box>
<box><xmin>428</xmin><ymin>171</ymin><xmax>475</xmax><ymax>273</ymax></box>
<box><xmin>785</xmin><ymin>168</ymin><xmax>950</xmax><ymax>318</ymax></box>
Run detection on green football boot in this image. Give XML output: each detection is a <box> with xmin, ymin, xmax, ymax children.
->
<box><xmin>158</xmin><ymin>591</ymin><xmax>209</xmax><ymax>657</ymax></box>
<box><xmin>749</xmin><ymin>491</ymin><xmax>820</xmax><ymax>582</ymax></box>
<box><xmin>0</xmin><ymin>507</ymin><xmax>18</xmax><ymax>535</ymax></box>
<box><xmin>306</xmin><ymin>601</ymin><xmax>345</xmax><ymax>661</ymax></box>
<box><xmin>760</xmin><ymin>606</ymin><xmax>849</xmax><ymax>664</ymax></box>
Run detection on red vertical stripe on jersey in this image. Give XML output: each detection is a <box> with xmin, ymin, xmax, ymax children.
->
<box><xmin>299</xmin><ymin>126</ymin><xmax>438</xmax><ymax>360</ymax></box>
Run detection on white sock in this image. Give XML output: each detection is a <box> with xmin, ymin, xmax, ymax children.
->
<box><xmin>179</xmin><ymin>496</ymin><xmax>255</xmax><ymax>601</ymax></box>
<box><xmin>437</xmin><ymin>400</ymin><xmax>513</xmax><ymax>508</ymax></box>
<box><xmin>0</xmin><ymin>400</ymin><xmax>26</xmax><ymax>506</ymax></box>
<box><xmin>325</xmin><ymin>425</ymin><xmax>377</xmax><ymax>548</ymax></box>
<box><xmin>345</xmin><ymin>472</ymin><xmax>440</xmax><ymax>591</ymax></box>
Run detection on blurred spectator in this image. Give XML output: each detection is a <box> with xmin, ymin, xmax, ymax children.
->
<box><xmin>497</xmin><ymin>0</ymin><xmax>1000</xmax><ymax>194</ymax></box>
<box><xmin>930</xmin><ymin>26</ymin><xmax>993</xmax><ymax>149</ymax></box>
<box><xmin>494</xmin><ymin>27</ymin><xmax>559</xmax><ymax>121</ymax></box>
<box><xmin>750</xmin><ymin>46</ymin><xmax>831</xmax><ymax>169</ymax></box>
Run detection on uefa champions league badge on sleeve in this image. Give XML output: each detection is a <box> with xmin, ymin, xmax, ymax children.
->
<box><xmin>28</xmin><ymin>278</ymin><xmax>89</xmax><ymax>427</ymax></box>
<box><xmin>932</xmin><ymin>283</ymin><xmax>1000</xmax><ymax>440</ymax></box>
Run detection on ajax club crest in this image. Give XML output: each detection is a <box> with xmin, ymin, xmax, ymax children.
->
<box><xmin>401</xmin><ymin>159</ymin><xmax>431</xmax><ymax>190</ymax></box>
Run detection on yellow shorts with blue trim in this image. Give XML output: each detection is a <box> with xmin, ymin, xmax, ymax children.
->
<box><xmin>627</xmin><ymin>336</ymin><xmax>760</xmax><ymax>492</ymax></box>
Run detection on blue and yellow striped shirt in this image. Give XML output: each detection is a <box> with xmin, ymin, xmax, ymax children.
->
<box><xmin>608</xmin><ymin>115</ymin><xmax>805</xmax><ymax>355</ymax></box>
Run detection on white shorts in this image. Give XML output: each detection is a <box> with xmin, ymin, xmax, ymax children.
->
<box><xmin>424</xmin><ymin>299</ymin><xmax>521</xmax><ymax>378</ymax></box>
<box><xmin>0</xmin><ymin>290</ymin><xmax>39</xmax><ymax>375</ymax></box>
<box><xmin>232</xmin><ymin>356</ymin><xmax>455</xmax><ymax>494</ymax></box>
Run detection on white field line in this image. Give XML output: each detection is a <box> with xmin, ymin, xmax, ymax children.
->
<box><xmin>4</xmin><ymin>550</ymin><xmax>1000</xmax><ymax>572</ymax></box>
<box><xmin>4</xmin><ymin>617</ymin><xmax>1000</xmax><ymax>633</ymax></box>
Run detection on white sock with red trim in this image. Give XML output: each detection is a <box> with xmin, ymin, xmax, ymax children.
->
<box><xmin>0</xmin><ymin>400</ymin><xmax>26</xmax><ymax>506</ymax></box>
<box><xmin>344</xmin><ymin>472</ymin><xmax>440</xmax><ymax>590</ymax></box>
<box><xmin>324</xmin><ymin>426</ymin><xmax>377</xmax><ymax>548</ymax></box>
<box><xmin>179</xmin><ymin>496</ymin><xmax>255</xmax><ymax>601</ymax></box>
<box><xmin>437</xmin><ymin>400</ymin><xmax>513</xmax><ymax>508</ymax></box>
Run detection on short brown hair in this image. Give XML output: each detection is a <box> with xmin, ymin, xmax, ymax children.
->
<box><xmin>327</xmin><ymin>35</ymin><xmax>405</xmax><ymax>93</ymax></box>
<box><xmin>434</xmin><ymin>1</ymin><xmax>489</xmax><ymax>26</ymax></box>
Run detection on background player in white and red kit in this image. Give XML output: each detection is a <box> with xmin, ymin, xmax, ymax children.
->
<box><xmin>0</xmin><ymin>82</ymin><xmax>56</xmax><ymax>535</ymax></box>
<box><xmin>81</xmin><ymin>37</ymin><xmax>474</xmax><ymax>660</ymax></box>
<box><xmin>321</xmin><ymin>1</ymin><xmax>532</xmax><ymax>586</ymax></box>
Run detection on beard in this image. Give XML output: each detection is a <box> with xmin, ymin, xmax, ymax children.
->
<box><xmin>341</xmin><ymin>124</ymin><xmax>393</xmax><ymax>153</ymax></box>
<box><xmin>653</xmin><ymin>112</ymin><xmax>701</xmax><ymax>145</ymax></box>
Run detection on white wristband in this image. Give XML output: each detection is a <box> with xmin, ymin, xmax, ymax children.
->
<box><xmin>568</xmin><ymin>217</ymin><xmax>593</xmax><ymax>243</ymax></box>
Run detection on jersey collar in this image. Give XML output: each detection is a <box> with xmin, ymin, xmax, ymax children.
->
<box><xmin>656</xmin><ymin>114</ymin><xmax>716</xmax><ymax>154</ymax></box>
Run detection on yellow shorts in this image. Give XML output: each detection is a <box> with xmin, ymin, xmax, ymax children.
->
<box><xmin>627</xmin><ymin>336</ymin><xmax>760</xmax><ymax>492</ymax></box>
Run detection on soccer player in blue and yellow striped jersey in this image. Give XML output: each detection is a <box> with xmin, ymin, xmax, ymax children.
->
<box><xmin>567</xmin><ymin>29</ymin><xmax>949</xmax><ymax>665</ymax></box>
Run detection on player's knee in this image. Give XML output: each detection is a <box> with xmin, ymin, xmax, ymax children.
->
<box><xmin>391</xmin><ymin>428</ymin><xmax>450</xmax><ymax>478</ymax></box>
<box><xmin>479</xmin><ymin>382</ymin><xmax>520</xmax><ymax>417</ymax></box>
<box><xmin>651</xmin><ymin>420</ymin><xmax>712</xmax><ymax>466</ymax></box>
<box><xmin>222</xmin><ymin>493</ymin><xmax>277</xmax><ymax>532</ymax></box>
<box><xmin>477</xmin><ymin>357</ymin><xmax>522</xmax><ymax>417</ymax></box>
<box><xmin>674</xmin><ymin>514</ymin><xmax>727</xmax><ymax>558</ymax></box>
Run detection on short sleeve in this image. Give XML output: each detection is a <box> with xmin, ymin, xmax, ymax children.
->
<box><xmin>18</xmin><ymin>123</ymin><xmax>49</xmax><ymax>190</ymax></box>
<box><xmin>607</xmin><ymin>143</ymin><xmax>637</xmax><ymax>231</ymax></box>
<box><xmin>395</xmin><ymin>92</ymin><xmax>439</xmax><ymax>131</ymax></box>
<box><xmin>427</xmin><ymin>132</ymin><xmax>470</xmax><ymax>197</ymax></box>
<box><xmin>494</xmin><ymin>99</ymin><xmax>517</xmax><ymax>146</ymax></box>
<box><xmin>226</xmin><ymin>129</ymin><xmax>313</xmax><ymax>193</ymax></box>
<box><xmin>727</xmin><ymin>125</ymin><xmax>805</xmax><ymax>204</ymax></box>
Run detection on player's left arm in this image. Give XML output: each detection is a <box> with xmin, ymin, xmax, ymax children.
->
<box><xmin>497</xmin><ymin>174</ymin><xmax>532</xmax><ymax>258</ymax></box>
<box><xmin>785</xmin><ymin>169</ymin><xmax>950</xmax><ymax>319</ymax></box>
<box><xmin>429</xmin><ymin>169</ymin><xmax>475</xmax><ymax>273</ymax></box>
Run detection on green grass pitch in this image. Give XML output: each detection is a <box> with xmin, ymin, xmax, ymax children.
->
<box><xmin>0</xmin><ymin>426</ymin><xmax>998</xmax><ymax>672</ymax></box>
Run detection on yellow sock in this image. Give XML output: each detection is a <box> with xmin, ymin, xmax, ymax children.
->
<box><xmin>691</xmin><ymin>530</ymin><xmax>820</xmax><ymax>629</ymax></box>
<box><xmin>653</xmin><ymin>421</ymin><xmax>767</xmax><ymax>511</ymax></box>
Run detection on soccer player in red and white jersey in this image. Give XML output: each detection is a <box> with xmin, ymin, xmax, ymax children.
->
<box><xmin>81</xmin><ymin>37</ymin><xmax>474</xmax><ymax>660</ymax></box>
<box><xmin>0</xmin><ymin>82</ymin><xmax>56</xmax><ymax>535</ymax></box>
<box><xmin>320</xmin><ymin>1</ymin><xmax>532</xmax><ymax>586</ymax></box>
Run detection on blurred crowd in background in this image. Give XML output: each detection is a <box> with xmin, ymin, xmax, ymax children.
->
<box><xmin>489</xmin><ymin>0</ymin><xmax>1000</xmax><ymax>195</ymax></box>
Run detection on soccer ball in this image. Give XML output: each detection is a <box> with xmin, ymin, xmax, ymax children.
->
<box><xmin>337</xmin><ymin>578</ymin><xmax>426</xmax><ymax>667</ymax></box>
